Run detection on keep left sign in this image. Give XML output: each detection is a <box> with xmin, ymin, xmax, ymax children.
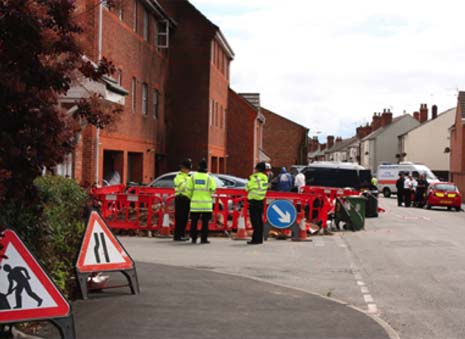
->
<box><xmin>0</xmin><ymin>230</ymin><xmax>70</xmax><ymax>323</ymax></box>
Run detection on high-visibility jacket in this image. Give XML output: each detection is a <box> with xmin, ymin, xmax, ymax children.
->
<box><xmin>174</xmin><ymin>171</ymin><xmax>192</xmax><ymax>199</ymax></box>
<box><xmin>246</xmin><ymin>172</ymin><xmax>268</xmax><ymax>201</ymax></box>
<box><xmin>371</xmin><ymin>177</ymin><xmax>378</xmax><ymax>186</ymax></box>
<box><xmin>187</xmin><ymin>172</ymin><xmax>216</xmax><ymax>212</ymax></box>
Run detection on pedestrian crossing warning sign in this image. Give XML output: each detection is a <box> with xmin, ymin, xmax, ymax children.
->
<box><xmin>0</xmin><ymin>230</ymin><xmax>70</xmax><ymax>322</ymax></box>
<box><xmin>76</xmin><ymin>211</ymin><xmax>134</xmax><ymax>273</ymax></box>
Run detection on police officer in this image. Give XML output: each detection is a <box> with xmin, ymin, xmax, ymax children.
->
<box><xmin>173</xmin><ymin>158</ymin><xmax>192</xmax><ymax>241</ymax></box>
<box><xmin>246</xmin><ymin>162</ymin><xmax>269</xmax><ymax>245</ymax></box>
<box><xmin>187</xmin><ymin>159</ymin><xmax>216</xmax><ymax>244</ymax></box>
<box><xmin>415</xmin><ymin>174</ymin><xmax>428</xmax><ymax>208</ymax></box>
<box><xmin>396</xmin><ymin>172</ymin><xmax>405</xmax><ymax>206</ymax></box>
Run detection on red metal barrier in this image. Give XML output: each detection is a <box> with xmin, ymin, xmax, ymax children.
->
<box><xmin>92</xmin><ymin>187</ymin><xmax>336</xmax><ymax>235</ymax></box>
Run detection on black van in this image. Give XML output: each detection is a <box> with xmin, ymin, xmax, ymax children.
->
<box><xmin>301</xmin><ymin>162</ymin><xmax>372</xmax><ymax>191</ymax></box>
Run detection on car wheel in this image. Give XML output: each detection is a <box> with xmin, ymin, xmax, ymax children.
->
<box><xmin>383</xmin><ymin>188</ymin><xmax>391</xmax><ymax>198</ymax></box>
<box><xmin>447</xmin><ymin>206</ymin><xmax>452</xmax><ymax>211</ymax></box>
<box><xmin>455</xmin><ymin>206</ymin><xmax>461</xmax><ymax>212</ymax></box>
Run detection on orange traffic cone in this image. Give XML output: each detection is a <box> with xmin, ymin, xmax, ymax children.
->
<box><xmin>233</xmin><ymin>215</ymin><xmax>249</xmax><ymax>240</ymax></box>
<box><xmin>158</xmin><ymin>212</ymin><xmax>172</xmax><ymax>238</ymax></box>
<box><xmin>292</xmin><ymin>218</ymin><xmax>312</xmax><ymax>242</ymax></box>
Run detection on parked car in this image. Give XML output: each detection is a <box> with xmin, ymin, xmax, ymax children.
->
<box><xmin>215</xmin><ymin>174</ymin><xmax>247</xmax><ymax>188</ymax></box>
<box><xmin>425</xmin><ymin>182</ymin><xmax>462</xmax><ymax>211</ymax></box>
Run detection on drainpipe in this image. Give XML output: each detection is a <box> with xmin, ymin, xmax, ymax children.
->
<box><xmin>95</xmin><ymin>1</ymin><xmax>103</xmax><ymax>185</ymax></box>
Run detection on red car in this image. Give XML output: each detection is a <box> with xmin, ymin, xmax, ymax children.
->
<box><xmin>426</xmin><ymin>182</ymin><xmax>462</xmax><ymax>211</ymax></box>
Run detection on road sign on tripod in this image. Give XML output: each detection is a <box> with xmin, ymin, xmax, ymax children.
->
<box><xmin>0</xmin><ymin>229</ymin><xmax>75</xmax><ymax>338</ymax></box>
<box><xmin>75</xmin><ymin>211</ymin><xmax>139</xmax><ymax>299</ymax></box>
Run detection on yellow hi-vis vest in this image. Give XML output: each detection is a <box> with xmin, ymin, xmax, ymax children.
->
<box><xmin>246</xmin><ymin>172</ymin><xmax>268</xmax><ymax>201</ymax></box>
<box><xmin>187</xmin><ymin>172</ymin><xmax>216</xmax><ymax>212</ymax></box>
<box><xmin>174</xmin><ymin>171</ymin><xmax>192</xmax><ymax>199</ymax></box>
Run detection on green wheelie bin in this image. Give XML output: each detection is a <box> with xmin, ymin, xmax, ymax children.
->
<box><xmin>335</xmin><ymin>196</ymin><xmax>367</xmax><ymax>231</ymax></box>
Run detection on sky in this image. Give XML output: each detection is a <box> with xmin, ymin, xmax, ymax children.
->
<box><xmin>189</xmin><ymin>0</ymin><xmax>465</xmax><ymax>141</ymax></box>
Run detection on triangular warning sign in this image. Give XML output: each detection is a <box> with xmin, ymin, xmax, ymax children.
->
<box><xmin>76</xmin><ymin>211</ymin><xmax>134</xmax><ymax>273</ymax></box>
<box><xmin>0</xmin><ymin>230</ymin><xmax>70</xmax><ymax>322</ymax></box>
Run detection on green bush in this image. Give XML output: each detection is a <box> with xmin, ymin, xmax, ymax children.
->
<box><xmin>1</xmin><ymin>176</ymin><xmax>89</xmax><ymax>298</ymax></box>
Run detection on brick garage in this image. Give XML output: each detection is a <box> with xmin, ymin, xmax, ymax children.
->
<box><xmin>261</xmin><ymin>107</ymin><xmax>309</xmax><ymax>172</ymax></box>
<box><xmin>72</xmin><ymin>0</ymin><xmax>174</xmax><ymax>185</ymax></box>
<box><xmin>159</xmin><ymin>0</ymin><xmax>234</xmax><ymax>173</ymax></box>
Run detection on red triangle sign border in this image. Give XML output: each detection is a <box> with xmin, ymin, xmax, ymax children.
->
<box><xmin>0</xmin><ymin>230</ymin><xmax>70</xmax><ymax>323</ymax></box>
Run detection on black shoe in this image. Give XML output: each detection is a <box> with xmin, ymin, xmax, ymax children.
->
<box><xmin>200</xmin><ymin>240</ymin><xmax>210</xmax><ymax>244</ymax></box>
<box><xmin>174</xmin><ymin>237</ymin><xmax>189</xmax><ymax>241</ymax></box>
<box><xmin>247</xmin><ymin>241</ymin><xmax>262</xmax><ymax>245</ymax></box>
<box><xmin>191</xmin><ymin>238</ymin><xmax>197</xmax><ymax>244</ymax></box>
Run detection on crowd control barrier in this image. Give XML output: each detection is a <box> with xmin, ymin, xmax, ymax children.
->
<box><xmin>91</xmin><ymin>185</ymin><xmax>355</xmax><ymax>236</ymax></box>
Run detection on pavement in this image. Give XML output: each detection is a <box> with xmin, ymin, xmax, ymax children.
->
<box><xmin>35</xmin><ymin>262</ymin><xmax>395</xmax><ymax>339</ymax></box>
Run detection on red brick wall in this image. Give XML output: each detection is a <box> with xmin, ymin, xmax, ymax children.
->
<box><xmin>227</xmin><ymin>89</ymin><xmax>256</xmax><ymax>178</ymax></box>
<box><xmin>73</xmin><ymin>0</ymin><xmax>171</xmax><ymax>185</ymax></box>
<box><xmin>261</xmin><ymin>107</ymin><xmax>309</xmax><ymax>169</ymax></box>
<box><xmin>159</xmin><ymin>0</ymin><xmax>230</xmax><ymax>172</ymax></box>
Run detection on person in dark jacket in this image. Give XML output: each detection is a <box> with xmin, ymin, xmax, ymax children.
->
<box><xmin>396</xmin><ymin>173</ymin><xmax>405</xmax><ymax>206</ymax></box>
<box><xmin>277</xmin><ymin>167</ymin><xmax>293</xmax><ymax>192</ymax></box>
<box><xmin>415</xmin><ymin>174</ymin><xmax>428</xmax><ymax>208</ymax></box>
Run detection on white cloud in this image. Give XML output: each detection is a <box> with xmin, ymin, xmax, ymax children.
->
<box><xmin>190</xmin><ymin>0</ymin><xmax>465</xmax><ymax>139</ymax></box>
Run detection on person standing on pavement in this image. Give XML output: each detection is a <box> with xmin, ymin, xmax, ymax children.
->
<box><xmin>246</xmin><ymin>162</ymin><xmax>269</xmax><ymax>245</ymax></box>
<box><xmin>187</xmin><ymin>159</ymin><xmax>216</xmax><ymax>244</ymax></box>
<box><xmin>173</xmin><ymin>158</ymin><xmax>192</xmax><ymax>241</ymax></box>
<box><xmin>403</xmin><ymin>174</ymin><xmax>413</xmax><ymax>207</ymax></box>
<box><xmin>294</xmin><ymin>171</ymin><xmax>306</xmax><ymax>193</ymax></box>
<box><xmin>396</xmin><ymin>172</ymin><xmax>405</xmax><ymax>206</ymax></box>
<box><xmin>415</xmin><ymin>174</ymin><xmax>428</xmax><ymax>207</ymax></box>
<box><xmin>277</xmin><ymin>167</ymin><xmax>293</xmax><ymax>192</ymax></box>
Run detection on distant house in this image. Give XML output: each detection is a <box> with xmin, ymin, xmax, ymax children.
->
<box><xmin>360</xmin><ymin>113</ymin><xmax>420</xmax><ymax>173</ymax></box>
<box><xmin>400</xmin><ymin>105</ymin><xmax>455</xmax><ymax>181</ymax></box>
<box><xmin>450</xmin><ymin>92</ymin><xmax>465</xmax><ymax>194</ymax></box>
<box><xmin>325</xmin><ymin>136</ymin><xmax>359</xmax><ymax>162</ymax></box>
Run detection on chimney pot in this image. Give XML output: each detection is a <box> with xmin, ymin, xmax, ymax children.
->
<box><xmin>432</xmin><ymin>105</ymin><xmax>438</xmax><ymax>119</ymax></box>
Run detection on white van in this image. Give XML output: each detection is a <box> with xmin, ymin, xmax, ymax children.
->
<box><xmin>377</xmin><ymin>162</ymin><xmax>439</xmax><ymax>197</ymax></box>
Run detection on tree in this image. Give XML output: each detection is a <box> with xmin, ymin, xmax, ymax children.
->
<box><xmin>0</xmin><ymin>0</ymin><xmax>121</xmax><ymax>225</ymax></box>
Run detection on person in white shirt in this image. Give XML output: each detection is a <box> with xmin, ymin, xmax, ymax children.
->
<box><xmin>403</xmin><ymin>175</ymin><xmax>413</xmax><ymax>207</ymax></box>
<box><xmin>294</xmin><ymin>172</ymin><xmax>306</xmax><ymax>193</ymax></box>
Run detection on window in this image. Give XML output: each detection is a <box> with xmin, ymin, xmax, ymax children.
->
<box><xmin>153</xmin><ymin>89</ymin><xmax>159</xmax><ymax>118</ymax></box>
<box><xmin>211</xmin><ymin>41</ymin><xmax>215</xmax><ymax>64</ymax></box>
<box><xmin>142</xmin><ymin>83</ymin><xmax>148</xmax><ymax>115</ymax></box>
<box><xmin>220</xmin><ymin>106</ymin><xmax>223</xmax><ymax>128</ymax></box>
<box><xmin>133</xmin><ymin>0</ymin><xmax>137</xmax><ymax>32</ymax></box>
<box><xmin>209</xmin><ymin>99</ymin><xmax>214</xmax><ymax>127</ymax></box>
<box><xmin>143</xmin><ymin>9</ymin><xmax>149</xmax><ymax>41</ymax></box>
<box><xmin>215</xmin><ymin>102</ymin><xmax>219</xmax><ymax>127</ymax></box>
<box><xmin>156</xmin><ymin>20</ymin><xmax>169</xmax><ymax>48</ymax></box>
<box><xmin>131</xmin><ymin>77</ymin><xmax>136</xmax><ymax>112</ymax></box>
<box><xmin>153</xmin><ymin>17</ymin><xmax>158</xmax><ymax>47</ymax></box>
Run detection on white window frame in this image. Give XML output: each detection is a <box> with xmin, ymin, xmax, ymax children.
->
<box><xmin>143</xmin><ymin>9</ymin><xmax>149</xmax><ymax>41</ymax></box>
<box><xmin>153</xmin><ymin>89</ymin><xmax>159</xmax><ymax>119</ymax></box>
<box><xmin>142</xmin><ymin>83</ymin><xmax>148</xmax><ymax>115</ymax></box>
<box><xmin>131</xmin><ymin>77</ymin><xmax>136</xmax><ymax>113</ymax></box>
<box><xmin>209</xmin><ymin>99</ymin><xmax>214</xmax><ymax>127</ymax></box>
<box><xmin>133</xmin><ymin>0</ymin><xmax>137</xmax><ymax>32</ymax></box>
<box><xmin>156</xmin><ymin>20</ymin><xmax>169</xmax><ymax>48</ymax></box>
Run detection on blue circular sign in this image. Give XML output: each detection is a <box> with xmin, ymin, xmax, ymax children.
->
<box><xmin>266</xmin><ymin>200</ymin><xmax>297</xmax><ymax>229</ymax></box>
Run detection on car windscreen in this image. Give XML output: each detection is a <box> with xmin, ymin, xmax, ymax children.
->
<box><xmin>434</xmin><ymin>184</ymin><xmax>457</xmax><ymax>192</ymax></box>
<box><xmin>303</xmin><ymin>167</ymin><xmax>361</xmax><ymax>190</ymax></box>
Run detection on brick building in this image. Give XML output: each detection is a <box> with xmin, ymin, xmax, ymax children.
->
<box><xmin>227</xmin><ymin>90</ymin><xmax>265</xmax><ymax>178</ymax></box>
<box><xmin>261</xmin><ymin>107</ymin><xmax>309</xmax><ymax>171</ymax></box>
<box><xmin>450</xmin><ymin>92</ymin><xmax>465</xmax><ymax>194</ymax></box>
<box><xmin>63</xmin><ymin>0</ymin><xmax>175</xmax><ymax>186</ymax></box>
<box><xmin>158</xmin><ymin>0</ymin><xmax>234</xmax><ymax>173</ymax></box>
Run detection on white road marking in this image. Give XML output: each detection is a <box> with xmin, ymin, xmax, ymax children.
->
<box><xmin>363</xmin><ymin>294</ymin><xmax>374</xmax><ymax>303</ymax></box>
<box><xmin>361</xmin><ymin>286</ymin><xmax>369</xmax><ymax>294</ymax></box>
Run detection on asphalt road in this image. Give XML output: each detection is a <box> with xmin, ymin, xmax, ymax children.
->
<box><xmin>120</xmin><ymin>197</ymin><xmax>465</xmax><ymax>339</ymax></box>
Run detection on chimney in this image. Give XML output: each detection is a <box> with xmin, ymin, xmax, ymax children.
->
<box><xmin>419</xmin><ymin>103</ymin><xmax>428</xmax><ymax>123</ymax></box>
<box><xmin>381</xmin><ymin>108</ymin><xmax>393</xmax><ymax>127</ymax></box>
<box><xmin>371</xmin><ymin>112</ymin><xmax>382</xmax><ymax>131</ymax></box>
<box><xmin>413</xmin><ymin>111</ymin><xmax>420</xmax><ymax>121</ymax></box>
<box><xmin>335</xmin><ymin>136</ymin><xmax>343</xmax><ymax>144</ymax></box>
<box><xmin>320</xmin><ymin>143</ymin><xmax>327</xmax><ymax>151</ymax></box>
<box><xmin>310</xmin><ymin>137</ymin><xmax>320</xmax><ymax>152</ymax></box>
<box><xmin>432</xmin><ymin>105</ymin><xmax>438</xmax><ymax>120</ymax></box>
<box><xmin>327</xmin><ymin>135</ymin><xmax>335</xmax><ymax>149</ymax></box>
<box><xmin>356</xmin><ymin>124</ymin><xmax>372</xmax><ymax>139</ymax></box>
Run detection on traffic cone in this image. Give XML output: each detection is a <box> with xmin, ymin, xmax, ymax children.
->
<box><xmin>233</xmin><ymin>215</ymin><xmax>249</xmax><ymax>240</ymax></box>
<box><xmin>292</xmin><ymin>218</ymin><xmax>312</xmax><ymax>242</ymax></box>
<box><xmin>158</xmin><ymin>212</ymin><xmax>171</xmax><ymax>238</ymax></box>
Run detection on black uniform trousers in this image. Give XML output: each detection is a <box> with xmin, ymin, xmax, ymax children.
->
<box><xmin>397</xmin><ymin>188</ymin><xmax>404</xmax><ymax>206</ymax></box>
<box><xmin>190</xmin><ymin>212</ymin><xmax>211</xmax><ymax>242</ymax></box>
<box><xmin>174</xmin><ymin>195</ymin><xmax>190</xmax><ymax>240</ymax></box>
<box><xmin>404</xmin><ymin>189</ymin><xmax>412</xmax><ymax>207</ymax></box>
<box><xmin>248</xmin><ymin>199</ymin><xmax>264</xmax><ymax>244</ymax></box>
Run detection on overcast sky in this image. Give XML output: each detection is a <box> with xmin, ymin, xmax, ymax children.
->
<box><xmin>190</xmin><ymin>0</ymin><xmax>464</xmax><ymax>140</ymax></box>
